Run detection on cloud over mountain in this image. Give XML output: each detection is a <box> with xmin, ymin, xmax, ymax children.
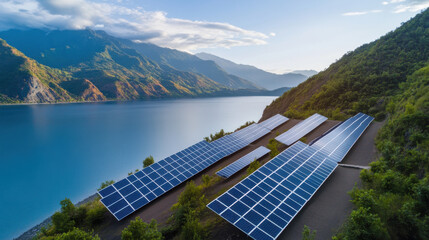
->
<box><xmin>0</xmin><ymin>0</ymin><xmax>269</xmax><ymax>51</ymax></box>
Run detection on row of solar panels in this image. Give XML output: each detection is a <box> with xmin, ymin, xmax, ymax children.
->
<box><xmin>215</xmin><ymin>113</ymin><xmax>329</xmax><ymax>179</ymax></box>
<box><xmin>98</xmin><ymin>114</ymin><xmax>289</xmax><ymax>220</ymax></box>
<box><xmin>208</xmin><ymin>113</ymin><xmax>374</xmax><ymax>240</ymax></box>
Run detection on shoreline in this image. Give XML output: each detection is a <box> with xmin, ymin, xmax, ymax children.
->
<box><xmin>15</xmin><ymin>194</ymin><xmax>99</xmax><ymax>240</ymax></box>
<box><xmin>0</xmin><ymin>88</ymin><xmax>289</xmax><ymax>107</ymax></box>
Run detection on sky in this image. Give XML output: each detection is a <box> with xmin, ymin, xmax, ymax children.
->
<box><xmin>0</xmin><ymin>0</ymin><xmax>428</xmax><ymax>73</ymax></box>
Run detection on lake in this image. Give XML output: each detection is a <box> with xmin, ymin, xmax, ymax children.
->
<box><xmin>0</xmin><ymin>96</ymin><xmax>276</xmax><ymax>239</ymax></box>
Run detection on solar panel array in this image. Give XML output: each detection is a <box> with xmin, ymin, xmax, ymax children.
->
<box><xmin>217</xmin><ymin>146</ymin><xmax>271</xmax><ymax>178</ymax></box>
<box><xmin>258</xmin><ymin>114</ymin><xmax>289</xmax><ymax>130</ymax></box>
<box><xmin>311</xmin><ymin>113</ymin><xmax>374</xmax><ymax>162</ymax></box>
<box><xmin>98</xmin><ymin>114</ymin><xmax>288</xmax><ymax>220</ymax></box>
<box><xmin>275</xmin><ymin>113</ymin><xmax>328</xmax><ymax>146</ymax></box>
<box><xmin>207</xmin><ymin>113</ymin><xmax>374</xmax><ymax>240</ymax></box>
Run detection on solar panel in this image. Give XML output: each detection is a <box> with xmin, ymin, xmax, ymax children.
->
<box><xmin>275</xmin><ymin>113</ymin><xmax>327</xmax><ymax>146</ymax></box>
<box><xmin>207</xmin><ymin>113</ymin><xmax>374</xmax><ymax>239</ymax></box>
<box><xmin>98</xmin><ymin>141</ymin><xmax>214</xmax><ymax>220</ymax></box>
<box><xmin>207</xmin><ymin>142</ymin><xmax>337</xmax><ymax>240</ymax></box>
<box><xmin>98</xmin><ymin>114</ymin><xmax>283</xmax><ymax>220</ymax></box>
<box><xmin>217</xmin><ymin>146</ymin><xmax>271</xmax><ymax>178</ymax></box>
<box><xmin>258</xmin><ymin>114</ymin><xmax>289</xmax><ymax>130</ymax></box>
<box><xmin>312</xmin><ymin>113</ymin><xmax>374</xmax><ymax>162</ymax></box>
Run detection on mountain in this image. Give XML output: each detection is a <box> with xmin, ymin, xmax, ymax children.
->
<box><xmin>117</xmin><ymin>39</ymin><xmax>261</xmax><ymax>90</ymax></box>
<box><xmin>195</xmin><ymin>52</ymin><xmax>309</xmax><ymax>90</ymax></box>
<box><xmin>290</xmin><ymin>70</ymin><xmax>318</xmax><ymax>78</ymax></box>
<box><xmin>0</xmin><ymin>29</ymin><xmax>229</xmax><ymax>101</ymax></box>
<box><xmin>261</xmin><ymin>9</ymin><xmax>429</xmax><ymax>121</ymax></box>
<box><xmin>0</xmin><ymin>39</ymin><xmax>76</xmax><ymax>103</ymax></box>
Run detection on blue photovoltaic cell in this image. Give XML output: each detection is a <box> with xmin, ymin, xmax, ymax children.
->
<box><xmin>207</xmin><ymin>113</ymin><xmax>374</xmax><ymax>240</ymax></box>
<box><xmin>98</xmin><ymin>114</ymin><xmax>283</xmax><ymax>220</ymax></box>
<box><xmin>217</xmin><ymin>146</ymin><xmax>270</xmax><ymax>178</ymax></box>
<box><xmin>258</xmin><ymin>114</ymin><xmax>289</xmax><ymax>130</ymax></box>
<box><xmin>311</xmin><ymin>113</ymin><xmax>374</xmax><ymax>162</ymax></box>
<box><xmin>208</xmin><ymin>141</ymin><xmax>337</xmax><ymax>240</ymax></box>
<box><xmin>275</xmin><ymin>113</ymin><xmax>327</xmax><ymax>146</ymax></box>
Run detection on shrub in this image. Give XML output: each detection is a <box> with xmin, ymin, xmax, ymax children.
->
<box><xmin>246</xmin><ymin>159</ymin><xmax>261</xmax><ymax>176</ymax></box>
<box><xmin>56</xmin><ymin>228</ymin><xmax>100</xmax><ymax>240</ymax></box>
<box><xmin>121</xmin><ymin>217</ymin><xmax>162</xmax><ymax>240</ymax></box>
<box><xmin>143</xmin><ymin>156</ymin><xmax>155</xmax><ymax>168</ymax></box>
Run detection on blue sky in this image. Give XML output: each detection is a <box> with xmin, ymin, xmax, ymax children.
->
<box><xmin>0</xmin><ymin>0</ymin><xmax>427</xmax><ymax>72</ymax></box>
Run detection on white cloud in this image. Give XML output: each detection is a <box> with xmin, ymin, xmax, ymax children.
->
<box><xmin>269</xmin><ymin>32</ymin><xmax>276</xmax><ymax>37</ymax></box>
<box><xmin>342</xmin><ymin>9</ymin><xmax>383</xmax><ymax>16</ymax></box>
<box><xmin>381</xmin><ymin>0</ymin><xmax>429</xmax><ymax>13</ymax></box>
<box><xmin>0</xmin><ymin>0</ymin><xmax>269</xmax><ymax>51</ymax></box>
<box><xmin>383</xmin><ymin>0</ymin><xmax>406</xmax><ymax>4</ymax></box>
<box><xmin>343</xmin><ymin>0</ymin><xmax>428</xmax><ymax>16</ymax></box>
<box><xmin>393</xmin><ymin>1</ymin><xmax>429</xmax><ymax>13</ymax></box>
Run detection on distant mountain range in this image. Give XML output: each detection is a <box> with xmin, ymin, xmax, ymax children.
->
<box><xmin>196</xmin><ymin>52</ymin><xmax>315</xmax><ymax>90</ymax></box>
<box><xmin>289</xmin><ymin>70</ymin><xmax>318</xmax><ymax>78</ymax></box>
<box><xmin>0</xmin><ymin>29</ymin><xmax>307</xmax><ymax>104</ymax></box>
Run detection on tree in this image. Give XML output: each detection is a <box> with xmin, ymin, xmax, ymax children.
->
<box><xmin>180</xmin><ymin>210</ymin><xmax>207</xmax><ymax>240</ymax></box>
<box><xmin>170</xmin><ymin>181</ymin><xmax>207</xmax><ymax>232</ymax></box>
<box><xmin>52</xmin><ymin>199</ymin><xmax>76</xmax><ymax>233</ymax></box>
<box><xmin>341</xmin><ymin>207</ymin><xmax>389</xmax><ymax>240</ymax></box>
<box><xmin>143</xmin><ymin>156</ymin><xmax>155</xmax><ymax>168</ymax></box>
<box><xmin>301</xmin><ymin>225</ymin><xmax>316</xmax><ymax>240</ymax></box>
<box><xmin>57</xmin><ymin>228</ymin><xmax>100</xmax><ymax>240</ymax></box>
<box><xmin>121</xmin><ymin>217</ymin><xmax>162</xmax><ymax>240</ymax></box>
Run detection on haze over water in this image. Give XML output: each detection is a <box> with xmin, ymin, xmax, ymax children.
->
<box><xmin>0</xmin><ymin>96</ymin><xmax>275</xmax><ymax>239</ymax></box>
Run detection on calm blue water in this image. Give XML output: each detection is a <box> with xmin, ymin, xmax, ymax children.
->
<box><xmin>0</xmin><ymin>96</ymin><xmax>275</xmax><ymax>239</ymax></box>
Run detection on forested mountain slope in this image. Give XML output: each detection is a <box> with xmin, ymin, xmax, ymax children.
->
<box><xmin>119</xmin><ymin>40</ymin><xmax>261</xmax><ymax>90</ymax></box>
<box><xmin>0</xmin><ymin>29</ymin><xmax>227</xmax><ymax>101</ymax></box>
<box><xmin>0</xmin><ymin>39</ymin><xmax>75</xmax><ymax>103</ymax></box>
<box><xmin>262</xmin><ymin>9</ymin><xmax>429</xmax><ymax>121</ymax></box>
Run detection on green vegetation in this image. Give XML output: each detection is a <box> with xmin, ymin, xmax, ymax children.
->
<box><xmin>143</xmin><ymin>155</ymin><xmax>155</xmax><ymax>168</ymax></box>
<box><xmin>333</xmin><ymin>64</ymin><xmax>429</xmax><ymax>239</ymax></box>
<box><xmin>302</xmin><ymin>225</ymin><xmax>316</xmax><ymax>240</ymax></box>
<box><xmin>204</xmin><ymin>121</ymin><xmax>256</xmax><ymax>142</ymax></box>
<box><xmin>167</xmin><ymin>181</ymin><xmax>208</xmax><ymax>238</ymax></box>
<box><xmin>55</xmin><ymin>228</ymin><xmax>100</xmax><ymax>240</ymax></box>
<box><xmin>247</xmin><ymin>159</ymin><xmax>261</xmax><ymax>176</ymax></box>
<box><xmin>121</xmin><ymin>217</ymin><xmax>162</xmax><ymax>240</ymax></box>
<box><xmin>267</xmin><ymin>138</ymin><xmax>281</xmax><ymax>158</ymax></box>
<box><xmin>37</xmin><ymin>198</ymin><xmax>105</xmax><ymax>239</ymax></box>
<box><xmin>204</xmin><ymin>129</ymin><xmax>231</xmax><ymax>142</ymax></box>
<box><xmin>0</xmin><ymin>29</ymin><xmax>231</xmax><ymax>104</ymax></box>
<box><xmin>236</xmin><ymin>121</ymin><xmax>255</xmax><ymax>131</ymax></box>
<box><xmin>263</xmin><ymin>10</ymin><xmax>429</xmax><ymax>121</ymax></box>
<box><xmin>97</xmin><ymin>180</ymin><xmax>114</xmax><ymax>191</ymax></box>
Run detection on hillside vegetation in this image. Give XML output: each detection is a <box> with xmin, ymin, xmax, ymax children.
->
<box><xmin>0</xmin><ymin>39</ymin><xmax>75</xmax><ymax>103</ymax></box>
<box><xmin>0</xmin><ymin>29</ymin><xmax>230</xmax><ymax>102</ymax></box>
<box><xmin>259</xmin><ymin>9</ymin><xmax>429</xmax><ymax>240</ymax></box>
<box><xmin>334</xmin><ymin>63</ymin><xmax>429</xmax><ymax>240</ymax></box>
<box><xmin>262</xmin><ymin>9</ymin><xmax>429</xmax><ymax>121</ymax></box>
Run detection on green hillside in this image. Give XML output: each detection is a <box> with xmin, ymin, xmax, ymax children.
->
<box><xmin>0</xmin><ymin>29</ymin><xmax>228</xmax><ymax>101</ymax></box>
<box><xmin>260</xmin><ymin>9</ymin><xmax>429</xmax><ymax>240</ymax></box>
<box><xmin>334</xmin><ymin>62</ymin><xmax>429</xmax><ymax>240</ymax></box>
<box><xmin>0</xmin><ymin>39</ymin><xmax>74</xmax><ymax>103</ymax></box>
<box><xmin>118</xmin><ymin>39</ymin><xmax>262</xmax><ymax>90</ymax></box>
<box><xmin>262</xmin><ymin>9</ymin><xmax>429</xmax><ymax>121</ymax></box>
